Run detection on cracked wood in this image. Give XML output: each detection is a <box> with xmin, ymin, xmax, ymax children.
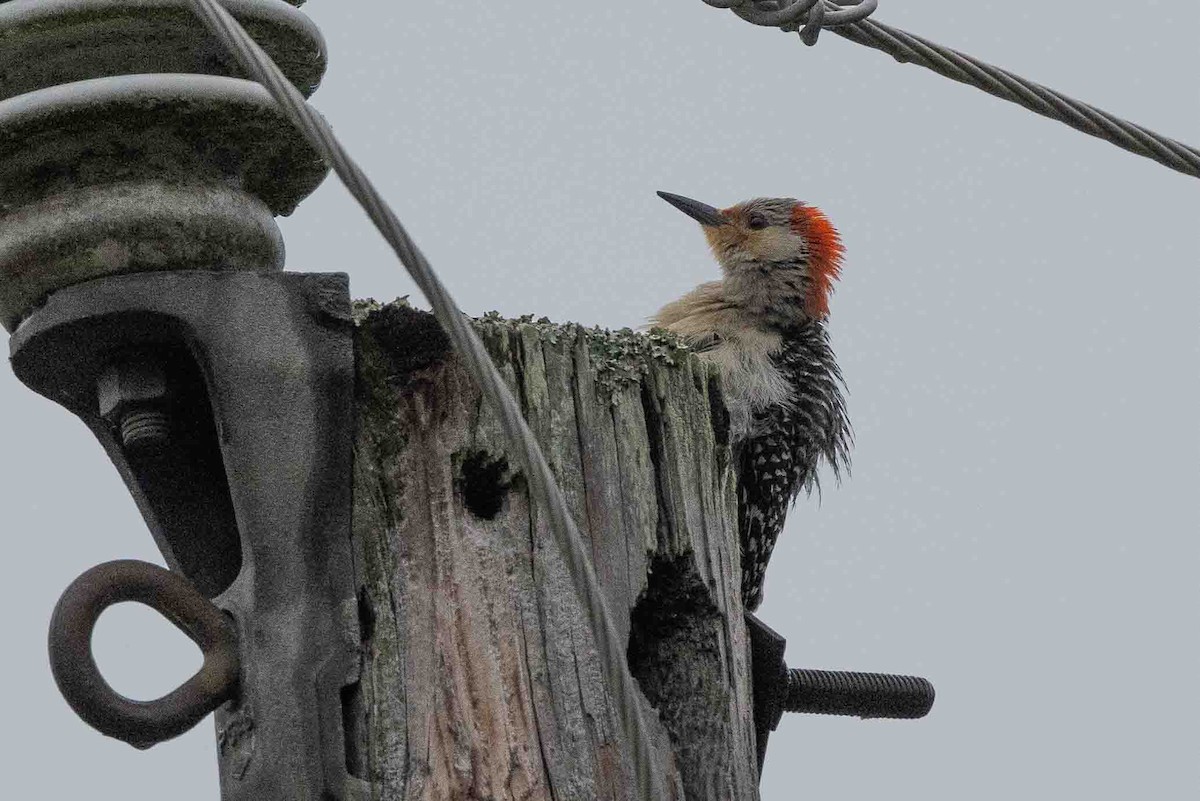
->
<box><xmin>347</xmin><ymin>304</ymin><xmax>759</xmax><ymax>800</ymax></box>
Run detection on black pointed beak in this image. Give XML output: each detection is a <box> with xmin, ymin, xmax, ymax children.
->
<box><xmin>657</xmin><ymin>191</ymin><xmax>728</xmax><ymax>227</ymax></box>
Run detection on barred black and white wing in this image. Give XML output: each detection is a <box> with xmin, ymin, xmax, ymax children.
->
<box><xmin>737</xmin><ymin>321</ymin><xmax>851</xmax><ymax>611</ymax></box>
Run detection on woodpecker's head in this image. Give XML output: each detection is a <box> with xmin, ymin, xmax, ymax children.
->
<box><xmin>657</xmin><ymin>191</ymin><xmax>844</xmax><ymax>320</ymax></box>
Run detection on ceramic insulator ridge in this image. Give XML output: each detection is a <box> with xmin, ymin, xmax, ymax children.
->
<box><xmin>0</xmin><ymin>0</ymin><xmax>332</xmax><ymax>332</ymax></box>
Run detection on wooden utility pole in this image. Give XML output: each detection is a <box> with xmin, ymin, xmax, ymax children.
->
<box><xmin>7</xmin><ymin>5</ymin><xmax>930</xmax><ymax>797</ymax></box>
<box><xmin>24</xmin><ymin>281</ymin><xmax>931</xmax><ymax>799</ymax></box>
<box><xmin>346</xmin><ymin>301</ymin><xmax>759</xmax><ymax>799</ymax></box>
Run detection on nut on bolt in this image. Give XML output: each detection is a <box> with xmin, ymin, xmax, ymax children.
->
<box><xmin>97</xmin><ymin>357</ymin><xmax>172</xmax><ymax>453</ymax></box>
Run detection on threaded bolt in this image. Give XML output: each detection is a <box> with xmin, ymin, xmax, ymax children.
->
<box><xmin>785</xmin><ymin>668</ymin><xmax>935</xmax><ymax>719</ymax></box>
<box><xmin>97</xmin><ymin>356</ymin><xmax>173</xmax><ymax>455</ymax></box>
<box><xmin>119</xmin><ymin>409</ymin><xmax>172</xmax><ymax>453</ymax></box>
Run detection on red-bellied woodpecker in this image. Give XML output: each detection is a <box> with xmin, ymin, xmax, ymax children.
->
<box><xmin>652</xmin><ymin>191</ymin><xmax>852</xmax><ymax>611</ymax></box>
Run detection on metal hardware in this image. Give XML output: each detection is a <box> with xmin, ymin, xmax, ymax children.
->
<box><xmin>785</xmin><ymin>667</ymin><xmax>934</xmax><ymax>719</ymax></box>
<box><xmin>0</xmin><ymin>1</ymin><xmax>360</xmax><ymax>797</ymax></box>
<box><xmin>0</xmin><ymin>1</ymin><xmax>330</xmax><ymax>335</ymax></box>
<box><xmin>11</xmin><ymin>270</ymin><xmax>366</xmax><ymax>800</ymax></box>
<box><xmin>747</xmin><ymin>612</ymin><xmax>934</xmax><ymax>775</ymax></box>
<box><xmin>97</xmin><ymin>355</ymin><xmax>174</xmax><ymax>453</ymax></box>
<box><xmin>48</xmin><ymin>559</ymin><xmax>240</xmax><ymax>750</ymax></box>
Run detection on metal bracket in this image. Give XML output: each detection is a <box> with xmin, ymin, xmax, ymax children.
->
<box><xmin>748</xmin><ymin>613</ymin><xmax>790</xmax><ymax>773</ymax></box>
<box><xmin>747</xmin><ymin>612</ymin><xmax>936</xmax><ymax>776</ymax></box>
<box><xmin>10</xmin><ymin>270</ymin><xmax>367</xmax><ymax>800</ymax></box>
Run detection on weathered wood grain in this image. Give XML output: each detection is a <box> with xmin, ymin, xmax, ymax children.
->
<box><xmin>346</xmin><ymin>302</ymin><xmax>758</xmax><ymax>800</ymax></box>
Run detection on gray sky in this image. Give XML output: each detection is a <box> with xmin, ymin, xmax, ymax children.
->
<box><xmin>2</xmin><ymin>1</ymin><xmax>1197</xmax><ymax>798</ymax></box>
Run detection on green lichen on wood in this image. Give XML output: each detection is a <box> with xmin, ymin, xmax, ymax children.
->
<box><xmin>355</xmin><ymin>299</ymin><xmax>694</xmax><ymax>402</ymax></box>
<box><xmin>586</xmin><ymin>325</ymin><xmax>687</xmax><ymax>397</ymax></box>
<box><xmin>474</xmin><ymin>310</ymin><xmax>691</xmax><ymax>399</ymax></box>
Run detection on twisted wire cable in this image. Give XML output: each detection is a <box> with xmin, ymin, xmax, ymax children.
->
<box><xmin>184</xmin><ymin>1</ymin><xmax>665</xmax><ymax>794</ymax></box>
<box><xmin>705</xmin><ymin>0</ymin><xmax>1200</xmax><ymax>179</ymax></box>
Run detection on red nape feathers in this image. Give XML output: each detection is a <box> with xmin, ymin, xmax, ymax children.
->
<box><xmin>791</xmin><ymin>204</ymin><xmax>844</xmax><ymax>319</ymax></box>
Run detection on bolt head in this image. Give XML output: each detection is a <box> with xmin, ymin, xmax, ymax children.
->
<box><xmin>97</xmin><ymin>358</ymin><xmax>169</xmax><ymax>424</ymax></box>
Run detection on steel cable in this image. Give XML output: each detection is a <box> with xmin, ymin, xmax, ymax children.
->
<box><xmin>184</xmin><ymin>1</ymin><xmax>665</xmax><ymax>794</ymax></box>
<box><xmin>705</xmin><ymin>0</ymin><xmax>1200</xmax><ymax>179</ymax></box>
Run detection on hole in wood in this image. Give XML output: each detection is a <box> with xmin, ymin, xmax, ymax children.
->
<box><xmin>359</xmin><ymin>301</ymin><xmax>450</xmax><ymax>381</ymax></box>
<box><xmin>457</xmin><ymin>450</ymin><xmax>516</xmax><ymax>520</ymax></box>
<box><xmin>627</xmin><ymin>552</ymin><xmax>732</xmax><ymax>798</ymax></box>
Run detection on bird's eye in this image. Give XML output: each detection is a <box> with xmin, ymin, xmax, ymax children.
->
<box><xmin>747</xmin><ymin>214</ymin><xmax>768</xmax><ymax>230</ymax></box>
